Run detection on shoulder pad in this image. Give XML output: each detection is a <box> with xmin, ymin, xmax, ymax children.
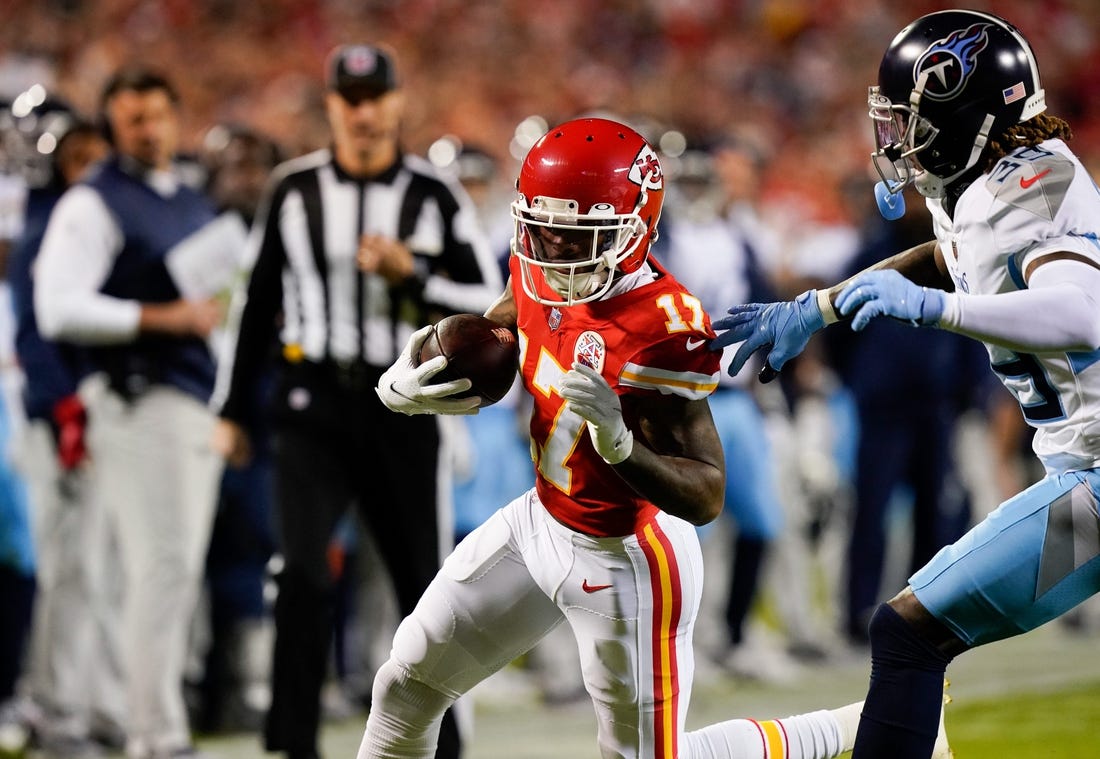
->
<box><xmin>985</xmin><ymin>149</ymin><xmax>1075</xmax><ymax>221</ymax></box>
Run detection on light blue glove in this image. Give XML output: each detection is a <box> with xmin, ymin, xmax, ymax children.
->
<box><xmin>559</xmin><ymin>361</ymin><xmax>634</xmax><ymax>464</ymax></box>
<box><xmin>710</xmin><ymin>289</ymin><xmax>825</xmax><ymax>380</ymax></box>
<box><xmin>836</xmin><ymin>270</ymin><xmax>946</xmax><ymax>331</ymax></box>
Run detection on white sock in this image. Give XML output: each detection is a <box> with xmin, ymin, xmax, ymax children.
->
<box><xmin>683</xmin><ymin>704</ymin><xmax>855</xmax><ymax>758</ymax></box>
<box><xmin>931</xmin><ymin>701</ymin><xmax>951</xmax><ymax>759</ymax></box>
<box><xmin>829</xmin><ymin>701</ymin><xmax>863</xmax><ymax>753</ymax></box>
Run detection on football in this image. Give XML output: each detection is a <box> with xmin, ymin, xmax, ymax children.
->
<box><xmin>416</xmin><ymin>314</ymin><xmax>519</xmax><ymax>406</ymax></box>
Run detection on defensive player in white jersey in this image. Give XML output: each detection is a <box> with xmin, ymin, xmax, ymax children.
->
<box><xmin>712</xmin><ymin>10</ymin><xmax>1100</xmax><ymax>759</ymax></box>
<box><xmin>365</xmin><ymin>118</ymin><xmax>951</xmax><ymax>759</ymax></box>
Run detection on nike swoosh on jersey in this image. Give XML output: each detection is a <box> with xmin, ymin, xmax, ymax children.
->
<box><xmin>1020</xmin><ymin>168</ymin><xmax>1052</xmax><ymax>189</ymax></box>
<box><xmin>581</xmin><ymin>580</ymin><xmax>613</xmax><ymax>593</ymax></box>
<box><xmin>685</xmin><ymin>337</ymin><xmax>706</xmax><ymax>351</ymax></box>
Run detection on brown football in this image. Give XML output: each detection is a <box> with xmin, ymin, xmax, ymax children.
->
<box><xmin>416</xmin><ymin>314</ymin><xmax>519</xmax><ymax>406</ymax></box>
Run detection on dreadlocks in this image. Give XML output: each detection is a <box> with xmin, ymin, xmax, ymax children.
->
<box><xmin>982</xmin><ymin>113</ymin><xmax>1074</xmax><ymax>172</ymax></box>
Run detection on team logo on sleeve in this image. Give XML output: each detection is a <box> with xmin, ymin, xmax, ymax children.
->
<box><xmin>574</xmin><ymin>331</ymin><xmax>606</xmax><ymax>372</ymax></box>
<box><xmin>914</xmin><ymin>23</ymin><xmax>990</xmax><ymax>101</ymax></box>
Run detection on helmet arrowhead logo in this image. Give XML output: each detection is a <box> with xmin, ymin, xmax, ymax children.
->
<box><xmin>629</xmin><ymin>145</ymin><xmax>663</xmax><ymax>189</ymax></box>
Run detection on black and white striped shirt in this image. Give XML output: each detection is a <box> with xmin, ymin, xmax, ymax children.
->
<box><xmin>214</xmin><ymin>148</ymin><xmax>502</xmax><ymax>423</ymax></box>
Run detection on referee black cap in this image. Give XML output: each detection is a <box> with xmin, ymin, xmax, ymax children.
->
<box><xmin>326</xmin><ymin>44</ymin><xmax>399</xmax><ymax>102</ymax></box>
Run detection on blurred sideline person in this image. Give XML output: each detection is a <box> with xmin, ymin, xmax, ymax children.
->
<box><xmin>711</xmin><ymin>10</ymin><xmax>1100</xmax><ymax>759</ymax></box>
<box><xmin>0</xmin><ymin>97</ymin><xmax>34</xmax><ymax>756</ymax></box>
<box><xmin>34</xmin><ymin>67</ymin><xmax>237</xmax><ymax>759</ymax></box>
<box><xmin>652</xmin><ymin>137</ymin><xmax>796</xmax><ymax>681</ymax></box>
<box><xmin>429</xmin><ymin>136</ymin><xmax>584</xmax><ymax>705</ymax></box>
<box><xmin>710</xmin><ymin>139</ymin><xmax>851</xmax><ymax>666</ymax></box>
<box><xmin>825</xmin><ymin>185</ymin><xmax>990</xmax><ymax>647</ymax></box>
<box><xmin>212</xmin><ymin>44</ymin><xmax>501</xmax><ymax>759</ymax></box>
<box><xmin>364</xmin><ymin>117</ymin><xmax>949</xmax><ymax>759</ymax></box>
<box><xmin>0</xmin><ymin>366</ymin><xmax>35</xmax><ymax>756</ymax></box>
<box><xmin>8</xmin><ymin>102</ymin><xmax>126</xmax><ymax>757</ymax></box>
<box><xmin>192</xmin><ymin>124</ymin><xmax>283</xmax><ymax>735</ymax></box>
<box><xmin>426</xmin><ymin>136</ymin><xmax>530</xmax><ymax>544</ymax></box>
<box><xmin>426</xmin><ymin>136</ymin><xmax>514</xmax><ymax>279</ymax></box>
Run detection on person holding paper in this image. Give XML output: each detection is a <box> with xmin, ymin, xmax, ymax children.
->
<box><xmin>34</xmin><ymin>66</ymin><xmax>236</xmax><ymax>759</ymax></box>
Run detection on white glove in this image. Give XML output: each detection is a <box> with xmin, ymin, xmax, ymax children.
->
<box><xmin>375</xmin><ymin>325</ymin><xmax>482</xmax><ymax>415</ymax></box>
<box><xmin>559</xmin><ymin>361</ymin><xmax>633</xmax><ymax>465</ymax></box>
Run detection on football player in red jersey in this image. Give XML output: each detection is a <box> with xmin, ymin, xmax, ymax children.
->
<box><xmin>367</xmin><ymin>118</ymin><xmax>946</xmax><ymax>759</ymax></box>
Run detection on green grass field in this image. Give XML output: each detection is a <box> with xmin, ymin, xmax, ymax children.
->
<box><xmin>942</xmin><ymin>681</ymin><xmax>1100</xmax><ymax>758</ymax></box>
<box><xmin>61</xmin><ymin>616</ymin><xmax>1089</xmax><ymax>758</ymax></box>
<box><xmin>460</xmin><ymin>678</ymin><xmax>1100</xmax><ymax>759</ymax></box>
<box><xmin>199</xmin><ymin>680</ymin><xmax>1100</xmax><ymax>758</ymax></box>
<box><xmin>195</xmin><ymin>651</ymin><xmax>1100</xmax><ymax>758</ymax></box>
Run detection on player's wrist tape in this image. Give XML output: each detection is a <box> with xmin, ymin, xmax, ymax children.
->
<box><xmin>935</xmin><ymin>292</ymin><xmax>959</xmax><ymax>329</ymax></box>
<box><xmin>598</xmin><ymin>428</ymin><xmax>634</xmax><ymax>465</ymax></box>
<box><xmin>816</xmin><ymin>288</ymin><xmax>840</xmax><ymax>325</ymax></box>
<box><xmin>916</xmin><ymin>287</ymin><xmax>946</xmax><ymax>326</ymax></box>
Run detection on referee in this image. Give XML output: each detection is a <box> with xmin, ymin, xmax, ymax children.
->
<box><xmin>212</xmin><ymin>44</ymin><xmax>500</xmax><ymax>759</ymax></box>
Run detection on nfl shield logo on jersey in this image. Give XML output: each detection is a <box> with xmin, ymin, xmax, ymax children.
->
<box><xmin>574</xmin><ymin>331</ymin><xmax>606</xmax><ymax>372</ymax></box>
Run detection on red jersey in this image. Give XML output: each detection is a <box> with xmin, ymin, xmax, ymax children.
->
<box><xmin>511</xmin><ymin>257</ymin><xmax>720</xmax><ymax>537</ymax></box>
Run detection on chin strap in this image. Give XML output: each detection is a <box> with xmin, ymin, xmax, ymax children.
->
<box><xmin>916</xmin><ymin>112</ymin><xmax>996</xmax><ymax>198</ymax></box>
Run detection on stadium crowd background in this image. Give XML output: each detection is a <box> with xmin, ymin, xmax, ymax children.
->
<box><xmin>2</xmin><ymin>0</ymin><xmax>1100</xmax><ymax>753</ymax></box>
<box><xmin>3</xmin><ymin>0</ymin><xmax>1100</xmax><ymax>236</ymax></box>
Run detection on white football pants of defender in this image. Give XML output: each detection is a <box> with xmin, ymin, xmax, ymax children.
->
<box><xmin>83</xmin><ymin>377</ymin><xmax>222</xmax><ymax>757</ymax></box>
<box><xmin>13</xmin><ymin>418</ymin><xmax>126</xmax><ymax>738</ymax></box>
<box><xmin>359</xmin><ymin>489</ymin><xmax>855</xmax><ymax>759</ymax></box>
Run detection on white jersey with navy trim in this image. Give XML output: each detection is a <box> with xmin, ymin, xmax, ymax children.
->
<box><xmin>928</xmin><ymin>139</ymin><xmax>1100</xmax><ymax>473</ymax></box>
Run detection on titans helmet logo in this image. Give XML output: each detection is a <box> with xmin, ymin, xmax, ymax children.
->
<box><xmin>913</xmin><ymin>23</ymin><xmax>990</xmax><ymax>101</ymax></box>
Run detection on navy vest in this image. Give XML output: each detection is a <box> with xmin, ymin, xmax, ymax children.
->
<box><xmin>11</xmin><ymin>188</ymin><xmax>89</xmax><ymax>420</ymax></box>
<box><xmin>85</xmin><ymin>158</ymin><xmax>218</xmax><ymax>402</ymax></box>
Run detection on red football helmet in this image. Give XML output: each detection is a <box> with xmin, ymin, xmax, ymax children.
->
<box><xmin>511</xmin><ymin>118</ymin><xmax>665</xmax><ymax>306</ymax></box>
